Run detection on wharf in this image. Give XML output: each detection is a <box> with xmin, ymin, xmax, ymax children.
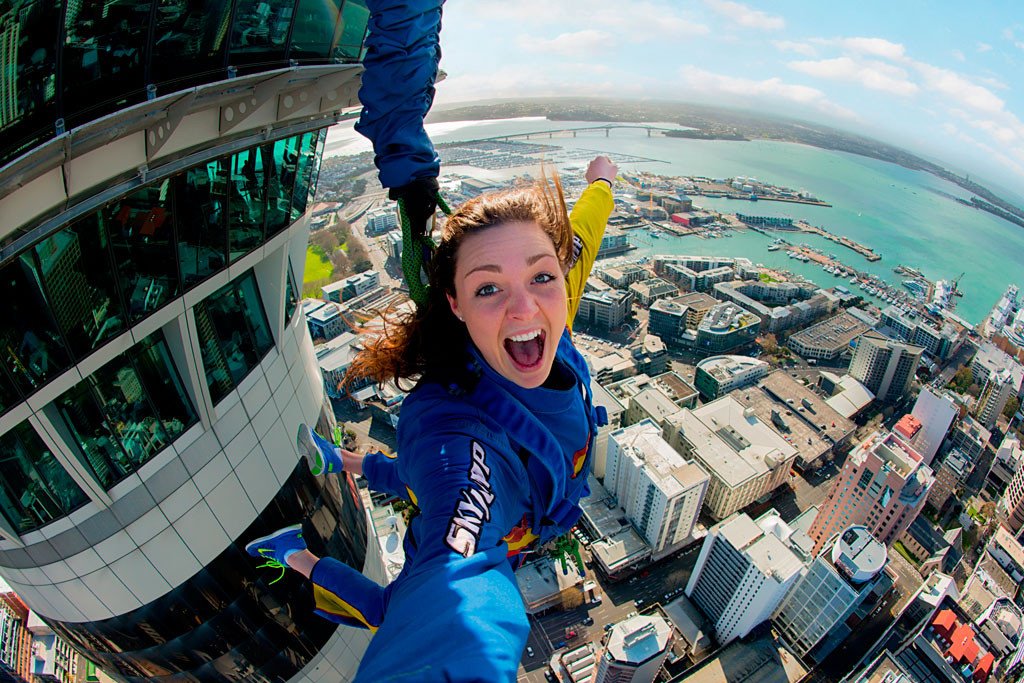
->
<box><xmin>794</xmin><ymin>221</ymin><xmax>880</xmax><ymax>261</ymax></box>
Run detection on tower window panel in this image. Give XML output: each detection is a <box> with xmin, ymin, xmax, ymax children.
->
<box><xmin>335</xmin><ymin>0</ymin><xmax>370</xmax><ymax>60</ymax></box>
<box><xmin>264</xmin><ymin>137</ymin><xmax>300</xmax><ymax>238</ymax></box>
<box><xmin>194</xmin><ymin>271</ymin><xmax>274</xmax><ymax>405</ymax></box>
<box><xmin>228</xmin><ymin>0</ymin><xmax>293</xmax><ymax>64</ymax></box>
<box><xmin>0</xmin><ymin>421</ymin><xmax>88</xmax><ymax>534</ymax></box>
<box><xmin>290</xmin><ymin>0</ymin><xmax>343</xmax><ymax>61</ymax></box>
<box><xmin>0</xmin><ymin>253</ymin><xmax>73</xmax><ymax>394</ymax></box>
<box><xmin>175</xmin><ymin>162</ymin><xmax>229</xmax><ymax>289</ymax></box>
<box><xmin>289</xmin><ymin>132</ymin><xmax>318</xmax><ymax>222</ymax></box>
<box><xmin>57</xmin><ymin>379</ymin><xmax>135</xmax><ymax>489</ymax></box>
<box><xmin>227</xmin><ymin>148</ymin><xmax>267</xmax><ymax>262</ymax></box>
<box><xmin>32</xmin><ymin>218</ymin><xmax>126</xmax><ymax>358</ymax></box>
<box><xmin>131</xmin><ymin>334</ymin><xmax>198</xmax><ymax>442</ymax></box>
<box><xmin>104</xmin><ymin>181</ymin><xmax>181</xmax><ymax>323</ymax></box>
<box><xmin>149</xmin><ymin>0</ymin><xmax>232</xmax><ymax>91</ymax></box>
<box><xmin>285</xmin><ymin>264</ymin><xmax>299</xmax><ymax>323</ymax></box>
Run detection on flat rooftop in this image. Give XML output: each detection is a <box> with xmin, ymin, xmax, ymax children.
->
<box><xmin>611</xmin><ymin>421</ymin><xmax>707</xmax><ymax>498</ymax></box>
<box><xmin>788</xmin><ymin>311</ymin><xmax>870</xmax><ymax>350</ymax></box>
<box><xmin>681</xmin><ymin>634</ymin><xmax>808</xmax><ymax>683</ymax></box>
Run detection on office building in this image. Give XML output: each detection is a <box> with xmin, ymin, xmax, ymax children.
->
<box><xmin>595</xmin><ymin>615</ymin><xmax>673</xmax><ymax>683</ymax></box>
<box><xmin>693</xmin><ymin>355</ymin><xmax>769</xmax><ymax>401</ymax></box>
<box><xmin>322</xmin><ymin>270</ymin><xmax>382</xmax><ymax>304</ymax></box>
<box><xmin>0</xmin><ymin>583</ymin><xmax>31</xmax><ymax>679</ymax></box>
<box><xmin>714</xmin><ymin>280</ymin><xmax>836</xmax><ymax>334</ymax></box>
<box><xmin>787</xmin><ymin>311</ymin><xmax>870</xmax><ymax>361</ymax></box>
<box><xmin>629</xmin><ymin>278</ymin><xmax>678</xmax><ymax>307</ymax></box>
<box><xmin>597</xmin><ymin>264</ymin><xmax>648</xmax><ymax>288</ymax></box>
<box><xmin>597</xmin><ymin>227</ymin><xmax>634</xmax><ymax>258</ymax></box>
<box><xmin>773</xmin><ymin>526</ymin><xmax>888</xmax><ymax>661</ymax></box>
<box><xmin>577</xmin><ymin>289</ymin><xmax>634</xmax><ymax>331</ymax></box>
<box><xmin>685</xmin><ymin>511</ymin><xmax>805</xmax><ymax>646</ymax></box>
<box><xmin>879</xmin><ymin>305</ymin><xmax>963</xmax><ymax>362</ymax></box>
<box><xmin>977</xmin><ymin>368</ymin><xmax>1018</xmax><ymax>429</ymax></box>
<box><xmin>0</xmin><ymin>7</ymin><xmax>375</xmax><ymax>680</ymax></box>
<box><xmin>928</xmin><ymin>450</ymin><xmax>972</xmax><ymax>510</ymax></box>
<box><xmin>948</xmin><ymin>415</ymin><xmax>991</xmax><ymax>462</ymax></box>
<box><xmin>907</xmin><ymin>387</ymin><xmax>959</xmax><ymax>465</ymax></box>
<box><xmin>604</xmin><ymin>420</ymin><xmax>709</xmax><ymax>558</ymax></box>
<box><xmin>305</xmin><ymin>301</ymin><xmax>349</xmax><ymax>342</ymax></box>
<box><xmin>972</xmin><ymin>342</ymin><xmax>1024</xmax><ymax>399</ymax></box>
<box><xmin>695</xmin><ymin>303</ymin><xmax>761</xmax><ymax>355</ymax></box>
<box><xmin>590</xmin><ymin>383</ymin><xmax>626</xmax><ymax>480</ymax></box>
<box><xmin>987</xmin><ymin>434</ymin><xmax>1022</xmax><ymax>494</ymax></box>
<box><xmin>999</xmin><ymin>439</ymin><xmax>1024</xmax><ymax>534</ymax></box>
<box><xmin>848</xmin><ymin>332</ymin><xmax>924</xmax><ymax>403</ymax></box>
<box><xmin>648</xmin><ymin>292</ymin><xmax>719</xmax><ymax>347</ymax></box>
<box><xmin>652</xmin><ymin>256</ymin><xmax>756</xmax><ymax>293</ymax></box>
<box><xmin>667</xmin><ymin>397</ymin><xmax>797</xmax><ymax>520</ymax></box>
<box><xmin>808</xmin><ymin>432</ymin><xmax>934</xmax><ymax>555</ymax></box>
<box><xmin>364</xmin><ymin>208</ymin><xmax>398</xmax><ymax>236</ymax></box>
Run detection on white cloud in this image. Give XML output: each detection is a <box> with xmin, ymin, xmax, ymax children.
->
<box><xmin>704</xmin><ymin>0</ymin><xmax>785</xmax><ymax>31</ymax></box>
<box><xmin>676</xmin><ymin>65</ymin><xmax>857</xmax><ymax>119</ymax></box>
<box><xmin>772</xmin><ymin>40</ymin><xmax>817</xmax><ymax>56</ymax></box>
<box><xmin>1016</xmin><ymin>41</ymin><xmax>1024</xmax><ymax>51</ymax></box>
<box><xmin>977</xmin><ymin>42</ymin><xmax>993</xmax><ymax>52</ymax></box>
<box><xmin>913</xmin><ymin>62</ymin><xmax>1005</xmax><ymax>114</ymax></box>
<box><xmin>788</xmin><ymin>56</ymin><xmax>918</xmax><ymax>96</ymax></box>
<box><xmin>951</xmin><ymin>49</ymin><xmax>965</xmax><ymax>62</ymax></box>
<box><xmin>834</xmin><ymin>37</ymin><xmax>906</xmax><ymax>60</ymax></box>
<box><xmin>518</xmin><ymin>30</ymin><xmax>612</xmax><ymax>57</ymax></box>
<box><xmin>980</xmin><ymin>75</ymin><xmax>1009</xmax><ymax>90</ymax></box>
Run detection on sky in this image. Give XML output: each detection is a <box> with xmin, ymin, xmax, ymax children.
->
<box><xmin>436</xmin><ymin>1</ymin><xmax>1024</xmax><ymax>197</ymax></box>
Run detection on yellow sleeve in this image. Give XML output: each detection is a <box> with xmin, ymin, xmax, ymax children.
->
<box><xmin>566</xmin><ymin>181</ymin><xmax>615</xmax><ymax>331</ymax></box>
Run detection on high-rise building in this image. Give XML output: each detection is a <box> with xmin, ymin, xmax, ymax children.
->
<box><xmin>605</xmin><ymin>420</ymin><xmax>709</xmax><ymax>559</ymax></box>
<box><xmin>848</xmin><ymin>332</ymin><xmax>924</xmax><ymax>403</ymax></box>
<box><xmin>685</xmin><ymin>510</ymin><xmax>806</xmax><ymax>646</ymax></box>
<box><xmin>594</xmin><ymin>614</ymin><xmax>673</xmax><ymax>683</ymax></box>
<box><xmin>977</xmin><ymin>368</ymin><xmax>1017</xmax><ymax>429</ymax></box>
<box><xmin>666</xmin><ymin>396</ymin><xmax>797</xmax><ymax>521</ymax></box>
<box><xmin>927</xmin><ymin>450</ymin><xmax>972</xmax><ymax>511</ymax></box>
<box><xmin>773</xmin><ymin>526</ymin><xmax>888</xmax><ymax>662</ymax></box>
<box><xmin>0</xmin><ymin>5</ymin><xmax>375</xmax><ymax>681</ymax></box>
<box><xmin>907</xmin><ymin>387</ymin><xmax>959</xmax><ymax>464</ymax></box>
<box><xmin>808</xmin><ymin>432</ymin><xmax>933</xmax><ymax>555</ymax></box>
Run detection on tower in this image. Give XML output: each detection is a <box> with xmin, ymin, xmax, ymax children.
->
<box><xmin>0</xmin><ymin>4</ymin><xmax>375</xmax><ymax>680</ymax></box>
<box><xmin>594</xmin><ymin>614</ymin><xmax>673</xmax><ymax>683</ymax></box>
<box><xmin>849</xmin><ymin>332</ymin><xmax>923</xmax><ymax>404</ymax></box>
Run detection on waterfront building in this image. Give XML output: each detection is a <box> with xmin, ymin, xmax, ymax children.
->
<box><xmin>907</xmin><ymin>387</ymin><xmax>959</xmax><ymax>465</ymax></box>
<box><xmin>596</xmin><ymin>263</ymin><xmax>649</xmax><ymax>288</ymax></box>
<box><xmin>848</xmin><ymin>332</ymin><xmax>924</xmax><ymax>403</ymax></box>
<box><xmin>984</xmin><ymin>285</ymin><xmax>1024</xmax><ymax>348</ymax></box>
<box><xmin>808</xmin><ymin>432</ymin><xmax>933</xmax><ymax>555</ymax></box>
<box><xmin>629</xmin><ymin>278</ymin><xmax>678</xmax><ymax>307</ymax></box>
<box><xmin>713</xmin><ymin>280</ymin><xmax>835</xmax><ymax>334</ymax></box>
<box><xmin>787</xmin><ymin>311</ymin><xmax>870</xmax><ymax>361</ymax></box>
<box><xmin>652</xmin><ymin>255</ymin><xmax>756</xmax><ymax>293</ymax></box>
<box><xmin>597</xmin><ymin>227</ymin><xmax>634</xmax><ymax>258</ymax></box>
<box><xmin>577</xmin><ymin>289</ymin><xmax>635</xmax><ymax>331</ymax></box>
<box><xmin>695</xmin><ymin>302</ymin><xmax>761</xmax><ymax>355</ymax></box>
<box><xmin>685</xmin><ymin>511</ymin><xmax>805</xmax><ymax>646</ymax></box>
<box><xmin>604</xmin><ymin>420</ymin><xmax>709</xmax><ymax>559</ymax></box>
<box><xmin>879</xmin><ymin>306</ymin><xmax>963</xmax><ymax>362</ymax></box>
<box><xmin>729</xmin><ymin>371</ymin><xmax>855</xmax><ymax>470</ymax></box>
<box><xmin>0</xmin><ymin>11</ymin><xmax>380</xmax><ymax>678</ymax></box>
<box><xmin>595</xmin><ymin>615</ymin><xmax>673</xmax><ymax>683</ymax></box>
<box><xmin>364</xmin><ymin>208</ymin><xmax>398</xmax><ymax>236</ymax></box>
<box><xmin>773</xmin><ymin>526</ymin><xmax>888</xmax><ymax>662</ymax></box>
<box><xmin>666</xmin><ymin>397</ymin><xmax>797</xmax><ymax>521</ymax></box>
<box><xmin>460</xmin><ymin>178</ymin><xmax>497</xmax><ymax>197</ymax></box>
<box><xmin>928</xmin><ymin>450</ymin><xmax>972</xmax><ymax>510</ymax></box>
<box><xmin>693</xmin><ymin>355</ymin><xmax>770</xmax><ymax>401</ymax></box>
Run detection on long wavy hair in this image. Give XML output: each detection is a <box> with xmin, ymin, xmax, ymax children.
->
<box><xmin>346</xmin><ymin>171</ymin><xmax>573</xmax><ymax>389</ymax></box>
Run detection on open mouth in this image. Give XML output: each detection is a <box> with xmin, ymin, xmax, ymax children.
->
<box><xmin>504</xmin><ymin>329</ymin><xmax>546</xmax><ymax>370</ymax></box>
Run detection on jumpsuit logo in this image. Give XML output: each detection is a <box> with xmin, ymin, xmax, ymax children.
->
<box><xmin>444</xmin><ymin>441</ymin><xmax>495</xmax><ymax>558</ymax></box>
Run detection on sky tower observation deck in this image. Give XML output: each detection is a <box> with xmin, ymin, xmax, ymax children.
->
<box><xmin>0</xmin><ymin>1</ymin><xmax>375</xmax><ymax>680</ymax></box>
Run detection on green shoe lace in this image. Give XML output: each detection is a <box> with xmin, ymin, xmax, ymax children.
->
<box><xmin>255</xmin><ymin>548</ymin><xmax>291</xmax><ymax>585</ymax></box>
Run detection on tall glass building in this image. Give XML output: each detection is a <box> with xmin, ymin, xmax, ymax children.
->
<box><xmin>0</xmin><ymin>1</ymin><xmax>376</xmax><ymax>680</ymax></box>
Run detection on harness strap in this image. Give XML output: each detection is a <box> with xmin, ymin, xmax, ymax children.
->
<box><xmin>396</xmin><ymin>192</ymin><xmax>452</xmax><ymax>307</ymax></box>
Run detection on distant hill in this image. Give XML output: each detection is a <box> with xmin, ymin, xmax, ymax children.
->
<box><xmin>428</xmin><ymin>98</ymin><xmax>1024</xmax><ymax>230</ymax></box>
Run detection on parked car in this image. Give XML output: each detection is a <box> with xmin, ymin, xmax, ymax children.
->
<box><xmin>526</xmin><ymin>646</ymin><xmax>534</xmax><ymax>657</ymax></box>
<box><xmin>583</xmin><ymin>616</ymin><xmax>594</xmax><ymax>626</ymax></box>
<box><xmin>604</xmin><ymin>623</ymin><xmax>615</xmax><ymax>632</ymax></box>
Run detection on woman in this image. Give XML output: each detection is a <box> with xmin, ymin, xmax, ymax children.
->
<box><xmin>247</xmin><ymin>156</ymin><xmax>617</xmax><ymax>682</ymax></box>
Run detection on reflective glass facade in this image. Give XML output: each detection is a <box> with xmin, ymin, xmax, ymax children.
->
<box><xmin>55</xmin><ymin>332</ymin><xmax>197</xmax><ymax>490</ymax></box>
<box><xmin>48</xmin><ymin>464</ymin><xmax>369</xmax><ymax>683</ymax></box>
<box><xmin>195</xmin><ymin>271</ymin><xmax>275</xmax><ymax>405</ymax></box>
<box><xmin>0</xmin><ymin>131</ymin><xmax>326</xmax><ymax>419</ymax></box>
<box><xmin>0</xmin><ymin>421</ymin><xmax>88</xmax><ymax>534</ymax></box>
<box><xmin>0</xmin><ymin>0</ymin><xmax>369</xmax><ymax>167</ymax></box>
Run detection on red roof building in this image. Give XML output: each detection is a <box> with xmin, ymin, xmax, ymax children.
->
<box><xmin>929</xmin><ymin>609</ymin><xmax>995</xmax><ymax>682</ymax></box>
<box><xmin>895</xmin><ymin>414</ymin><xmax>922</xmax><ymax>440</ymax></box>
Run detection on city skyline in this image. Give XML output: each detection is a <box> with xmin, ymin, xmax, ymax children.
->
<box><xmin>437</xmin><ymin>1</ymin><xmax>1024</xmax><ymax>196</ymax></box>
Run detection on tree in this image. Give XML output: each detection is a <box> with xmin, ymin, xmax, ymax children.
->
<box><xmin>331</xmin><ymin>248</ymin><xmax>351</xmax><ymax>276</ymax></box>
<box><xmin>949</xmin><ymin>366</ymin><xmax>974</xmax><ymax>393</ymax></box>
<box><xmin>311</xmin><ymin>230</ymin><xmax>339</xmax><ymax>254</ymax></box>
<box><xmin>758</xmin><ymin>333</ymin><xmax>779</xmax><ymax>355</ymax></box>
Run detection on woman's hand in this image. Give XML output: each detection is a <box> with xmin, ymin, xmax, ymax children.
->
<box><xmin>585</xmin><ymin>156</ymin><xmax>618</xmax><ymax>186</ymax></box>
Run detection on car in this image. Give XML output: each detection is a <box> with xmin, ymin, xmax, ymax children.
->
<box><xmin>526</xmin><ymin>646</ymin><xmax>534</xmax><ymax>657</ymax></box>
<box><xmin>590</xmin><ymin>596</ymin><xmax>603</xmax><ymax>605</ymax></box>
<box><xmin>604</xmin><ymin>623</ymin><xmax>615</xmax><ymax>632</ymax></box>
<box><xmin>555</xmin><ymin>640</ymin><xmax>566</xmax><ymax>648</ymax></box>
<box><xmin>583</xmin><ymin>616</ymin><xmax>594</xmax><ymax>626</ymax></box>
<box><xmin>545</xmin><ymin>672</ymin><xmax>556</xmax><ymax>682</ymax></box>
<box><xmin>636</xmin><ymin>598</ymin><xmax>644</xmax><ymax>607</ymax></box>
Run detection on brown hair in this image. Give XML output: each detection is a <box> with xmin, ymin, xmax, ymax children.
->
<box><xmin>346</xmin><ymin>170</ymin><xmax>572</xmax><ymax>389</ymax></box>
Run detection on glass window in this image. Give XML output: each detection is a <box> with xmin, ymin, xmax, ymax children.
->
<box><xmin>228</xmin><ymin>148</ymin><xmax>266</xmax><ymax>262</ymax></box>
<box><xmin>285</xmin><ymin>265</ymin><xmax>298</xmax><ymax>323</ymax></box>
<box><xmin>194</xmin><ymin>272</ymin><xmax>274</xmax><ymax>404</ymax></box>
<box><xmin>264</xmin><ymin>137</ymin><xmax>300</xmax><ymax>237</ymax></box>
<box><xmin>229</xmin><ymin>0</ymin><xmax>294</xmax><ymax>64</ymax></box>
<box><xmin>149</xmin><ymin>0</ymin><xmax>232</xmax><ymax>92</ymax></box>
<box><xmin>61</xmin><ymin>0</ymin><xmax>152</xmax><ymax>131</ymax></box>
<box><xmin>0</xmin><ymin>367</ymin><xmax>19</xmax><ymax>417</ymax></box>
<box><xmin>32</xmin><ymin>218</ymin><xmax>126</xmax><ymax>358</ymax></box>
<box><xmin>290</xmin><ymin>0</ymin><xmax>343</xmax><ymax>61</ymax></box>
<box><xmin>175</xmin><ymin>162</ymin><xmax>229</xmax><ymax>289</ymax></box>
<box><xmin>0</xmin><ymin>0</ymin><xmax>61</xmax><ymax>168</ymax></box>
<box><xmin>103</xmin><ymin>181</ymin><xmax>181</xmax><ymax>323</ymax></box>
<box><xmin>0</xmin><ymin>421</ymin><xmax>88</xmax><ymax>534</ymax></box>
<box><xmin>334</xmin><ymin>0</ymin><xmax>369</xmax><ymax>60</ymax></box>
<box><xmin>0</xmin><ymin>253</ymin><xmax>72</xmax><ymax>394</ymax></box>
<box><xmin>55</xmin><ymin>332</ymin><xmax>196</xmax><ymax>490</ymax></box>
<box><xmin>289</xmin><ymin>133</ymin><xmax>318</xmax><ymax>222</ymax></box>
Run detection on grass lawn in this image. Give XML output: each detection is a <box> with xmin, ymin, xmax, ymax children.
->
<box><xmin>304</xmin><ymin>246</ymin><xmax>333</xmax><ymax>284</ymax></box>
<box><xmin>893</xmin><ymin>541</ymin><xmax>920</xmax><ymax>566</ymax></box>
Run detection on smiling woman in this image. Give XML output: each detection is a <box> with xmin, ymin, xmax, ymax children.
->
<box><xmin>247</xmin><ymin>156</ymin><xmax>616</xmax><ymax>681</ymax></box>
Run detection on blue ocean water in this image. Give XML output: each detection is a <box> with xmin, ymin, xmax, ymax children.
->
<box><xmin>342</xmin><ymin>118</ymin><xmax>1024</xmax><ymax>324</ymax></box>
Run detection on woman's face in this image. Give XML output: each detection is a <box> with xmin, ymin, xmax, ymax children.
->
<box><xmin>447</xmin><ymin>221</ymin><xmax>568</xmax><ymax>389</ymax></box>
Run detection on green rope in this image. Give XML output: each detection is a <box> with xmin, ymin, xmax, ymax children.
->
<box><xmin>397</xmin><ymin>192</ymin><xmax>451</xmax><ymax>307</ymax></box>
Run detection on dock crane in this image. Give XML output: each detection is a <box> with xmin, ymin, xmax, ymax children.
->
<box><xmin>952</xmin><ymin>272</ymin><xmax>965</xmax><ymax>297</ymax></box>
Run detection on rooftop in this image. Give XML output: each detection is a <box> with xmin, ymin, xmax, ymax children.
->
<box><xmin>610</xmin><ymin>420</ymin><xmax>708</xmax><ymax>498</ymax></box>
<box><xmin>894</xmin><ymin>414</ymin><xmax>923</xmax><ymax>440</ymax></box>
<box><xmin>788</xmin><ymin>311</ymin><xmax>870</xmax><ymax>350</ymax></box>
<box><xmin>830</xmin><ymin>526</ymin><xmax>887</xmax><ymax>583</ymax></box>
<box><xmin>718</xmin><ymin>512</ymin><xmax>805</xmax><ymax>582</ymax></box>
<box><xmin>696</xmin><ymin>355</ymin><xmax>770</xmax><ymax>381</ymax></box>
<box><xmin>606</xmin><ymin>615</ymin><xmax>673</xmax><ymax>665</ymax></box>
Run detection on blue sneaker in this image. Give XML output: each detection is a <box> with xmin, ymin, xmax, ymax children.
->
<box><xmin>246</xmin><ymin>524</ymin><xmax>306</xmax><ymax>584</ymax></box>
<box><xmin>296</xmin><ymin>424</ymin><xmax>342</xmax><ymax>476</ymax></box>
